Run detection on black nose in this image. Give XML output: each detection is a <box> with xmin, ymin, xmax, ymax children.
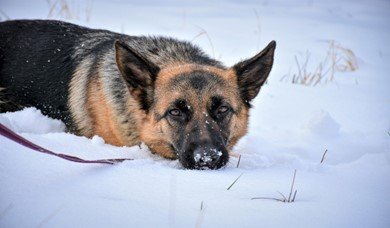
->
<box><xmin>193</xmin><ymin>146</ymin><xmax>223</xmax><ymax>169</ymax></box>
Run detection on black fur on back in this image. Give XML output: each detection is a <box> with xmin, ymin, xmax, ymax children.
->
<box><xmin>0</xmin><ymin>20</ymin><xmax>223</xmax><ymax>128</ymax></box>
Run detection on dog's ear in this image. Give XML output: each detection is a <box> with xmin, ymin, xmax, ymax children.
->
<box><xmin>232</xmin><ymin>41</ymin><xmax>276</xmax><ymax>106</ymax></box>
<box><xmin>115</xmin><ymin>40</ymin><xmax>160</xmax><ymax>110</ymax></box>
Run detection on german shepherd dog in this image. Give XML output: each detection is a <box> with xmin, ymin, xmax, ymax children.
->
<box><xmin>0</xmin><ymin>20</ymin><xmax>275</xmax><ymax>169</ymax></box>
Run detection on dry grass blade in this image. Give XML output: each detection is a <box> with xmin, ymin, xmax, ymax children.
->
<box><xmin>253</xmin><ymin>9</ymin><xmax>262</xmax><ymax>51</ymax></box>
<box><xmin>236</xmin><ymin>154</ymin><xmax>242</xmax><ymax>168</ymax></box>
<box><xmin>292</xmin><ymin>190</ymin><xmax>298</xmax><ymax>202</ymax></box>
<box><xmin>0</xmin><ymin>9</ymin><xmax>11</xmax><ymax>20</ymax></box>
<box><xmin>252</xmin><ymin>170</ymin><xmax>298</xmax><ymax>203</ymax></box>
<box><xmin>47</xmin><ymin>0</ymin><xmax>73</xmax><ymax>20</ymax></box>
<box><xmin>85</xmin><ymin>0</ymin><xmax>94</xmax><ymax>22</ymax></box>
<box><xmin>227</xmin><ymin>173</ymin><xmax>244</xmax><ymax>190</ymax></box>
<box><xmin>46</xmin><ymin>0</ymin><xmax>59</xmax><ymax>18</ymax></box>
<box><xmin>191</xmin><ymin>31</ymin><xmax>206</xmax><ymax>41</ymax></box>
<box><xmin>277</xmin><ymin>191</ymin><xmax>288</xmax><ymax>202</ymax></box>
<box><xmin>251</xmin><ymin>197</ymin><xmax>285</xmax><ymax>202</ymax></box>
<box><xmin>320</xmin><ymin>149</ymin><xmax>328</xmax><ymax>164</ymax></box>
<box><xmin>191</xmin><ymin>26</ymin><xmax>215</xmax><ymax>59</ymax></box>
<box><xmin>36</xmin><ymin>205</ymin><xmax>64</xmax><ymax>228</ymax></box>
<box><xmin>195</xmin><ymin>202</ymin><xmax>206</xmax><ymax>228</ymax></box>
<box><xmin>46</xmin><ymin>0</ymin><xmax>93</xmax><ymax>22</ymax></box>
<box><xmin>287</xmin><ymin>170</ymin><xmax>297</xmax><ymax>202</ymax></box>
<box><xmin>282</xmin><ymin>40</ymin><xmax>358</xmax><ymax>86</ymax></box>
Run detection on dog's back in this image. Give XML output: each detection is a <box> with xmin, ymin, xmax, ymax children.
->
<box><xmin>0</xmin><ymin>20</ymin><xmax>91</xmax><ymax>125</ymax></box>
<box><xmin>0</xmin><ymin>20</ymin><xmax>222</xmax><ymax>129</ymax></box>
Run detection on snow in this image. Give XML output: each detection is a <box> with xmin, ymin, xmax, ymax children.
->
<box><xmin>0</xmin><ymin>107</ymin><xmax>65</xmax><ymax>134</ymax></box>
<box><xmin>0</xmin><ymin>0</ymin><xmax>389</xmax><ymax>227</ymax></box>
<box><xmin>91</xmin><ymin>135</ymin><xmax>106</xmax><ymax>146</ymax></box>
<box><xmin>306</xmin><ymin>110</ymin><xmax>340</xmax><ymax>138</ymax></box>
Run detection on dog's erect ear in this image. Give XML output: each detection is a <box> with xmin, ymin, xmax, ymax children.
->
<box><xmin>233</xmin><ymin>41</ymin><xmax>276</xmax><ymax>105</ymax></box>
<box><xmin>115</xmin><ymin>40</ymin><xmax>160</xmax><ymax>110</ymax></box>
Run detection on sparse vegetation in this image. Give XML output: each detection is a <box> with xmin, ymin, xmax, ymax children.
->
<box><xmin>36</xmin><ymin>205</ymin><xmax>64</xmax><ymax>228</ymax></box>
<box><xmin>191</xmin><ymin>26</ymin><xmax>215</xmax><ymax>59</ymax></box>
<box><xmin>281</xmin><ymin>40</ymin><xmax>358</xmax><ymax>86</ymax></box>
<box><xmin>227</xmin><ymin>173</ymin><xmax>244</xmax><ymax>190</ymax></box>
<box><xmin>46</xmin><ymin>0</ymin><xmax>93</xmax><ymax>22</ymax></box>
<box><xmin>252</xmin><ymin>170</ymin><xmax>298</xmax><ymax>203</ymax></box>
<box><xmin>253</xmin><ymin>9</ymin><xmax>262</xmax><ymax>51</ymax></box>
<box><xmin>195</xmin><ymin>201</ymin><xmax>206</xmax><ymax>228</ymax></box>
<box><xmin>320</xmin><ymin>149</ymin><xmax>328</xmax><ymax>164</ymax></box>
<box><xmin>0</xmin><ymin>9</ymin><xmax>10</xmax><ymax>21</ymax></box>
<box><xmin>236</xmin><ymin>154</ymin><xmax>242</xmax><ymax>168</ymax></box>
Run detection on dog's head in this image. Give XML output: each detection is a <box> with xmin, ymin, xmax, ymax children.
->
<box><xmin>115</xmin><ymin>40</ymin><xmax>276</xmax><ymax>169</ymax></box>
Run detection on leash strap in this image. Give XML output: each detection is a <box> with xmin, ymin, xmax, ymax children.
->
<box><xmin>0</xmin><ymin>123</ymin><xmax>132</xmax><ymax>165</ymax></box>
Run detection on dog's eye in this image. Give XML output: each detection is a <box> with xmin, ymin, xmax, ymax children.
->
<box><xmin>169</xmin><ymin>108</ymin><xmax>182</xmax><ymax>116</ymax></box>
<box><xmin>217</xmin><ymin>106</ymin><xmax>230</xmax><ymax>114</ymax></box>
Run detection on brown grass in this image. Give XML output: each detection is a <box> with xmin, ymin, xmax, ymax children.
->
<box><xmin>253</xmin><ymin>9</ymin><xmax>262</xmax><ymax>51</ymax></box>
<box><xmin>281</xmin><ymin>40</ymin><xmax>358</xmax><ymax>86</ymax></box>
<box><xmin>36</xmin><ymin>205</ymin><xmax>64</xmax><ymax>228</ymax></box>
<box><xmin>236</xmin><ymin>154</ymin><xmax>242</xmax><ymax>168</ymax></box>
<box><xmin>0</xmin><ymin>9</ymin><xmax>11</xmax><ymax>21</ymax></box>
<box><xmin>251</xmin><ymin>169</ymin><xmax>298</xmax><ymax>203</ymax></box>
<box><xmin>46</xmin><ymin>0</ymin><xmax>93</xmax><ymax>22</ymax></box>
<box><xmin>320</xmin><ymin>149</ymin><xmax>328</xmax><ymax>164</ymax></box>
<box><xmin>227</xmin><ymin>173</ymin><xmax>244</xmax><ymax>190</ymax></box>
<box><xmin>191</xmin><ymin>26</ymin><xmax>215</xmax><ymax>59</ymax></box>
<box><xmin>195</xmin><ymin>201</ymin><xmax>206</xmax><ymax>228</ymax></box>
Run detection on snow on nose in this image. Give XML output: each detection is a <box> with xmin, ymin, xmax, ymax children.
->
<box><xmin>193</xmin><ymin>147</ymin><xmax>223</xmax><ymax>168</ymax></box>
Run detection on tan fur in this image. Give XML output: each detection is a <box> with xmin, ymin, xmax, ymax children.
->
<box><xmin>87</xmin><ymin>77</ymin><xmax>126</xmax><ymax>146</ymax></box>
<box><xmin>139</xmin><ymin>114</ymin><xmax>176</xmax><ymax>158</ymax></box>
<box><xmin>157</xmin><ymin>63</ymin><xmax>236</xmax><ymax>86</ymax></box>
<box><xmin>68</xmin><ymin>58</ymin><xmax>94</xmax><ymax>136</ymax></box>
<box><xmin>98</xmin><ymin>51</ymin><xmax>145</xmax><ymax>147</ymax></box>
<box><xmin>155</xmin><ymin>64</ymin><xmax>240</xmax><ymax>113</ymax></box>
<box><xmin>73</xmin><ymin>61</ymin><xmax>249</xmax><ymax>159</ymax></box>
<box><xmin>139</xmin><ymin>64</ymin><xmax>249</xmax><ymax>158</ymax></box>
<box><xmin>228</xmin><ymin>107</ymin><xmax>249</xmax><ymax>150</ymax></box>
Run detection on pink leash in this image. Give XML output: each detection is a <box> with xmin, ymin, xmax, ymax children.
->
<box><xmin>0</xmin><ymin>123</ymin><xmax>132</xmax><ymax>165</ymax></box>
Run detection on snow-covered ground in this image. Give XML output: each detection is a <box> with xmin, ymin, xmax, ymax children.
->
<box><xmin>0</xmin><ymin>0</ymin><xmax>389</xmax><ymax>227</ymax></box>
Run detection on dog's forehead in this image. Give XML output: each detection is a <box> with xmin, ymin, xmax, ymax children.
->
<box><xmin>154</xmin><ymin>64</ymin><xmax>240</xmax><ymax>112</ymax></box>
<box><xmin>169</xmin><ymin>70</ymin><xmax>226</xmax><ymax>90</ymax></box>
<box><xmin>156</xmin><ymin>64</ymin><xmax>236</xmax><ymax>87</ymax></box>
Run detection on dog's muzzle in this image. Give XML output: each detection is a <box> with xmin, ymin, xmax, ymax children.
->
<box><xmin>191</xmin><ymin>144</ymin><xmax>228</xmax><ymax>169</ymax></box>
